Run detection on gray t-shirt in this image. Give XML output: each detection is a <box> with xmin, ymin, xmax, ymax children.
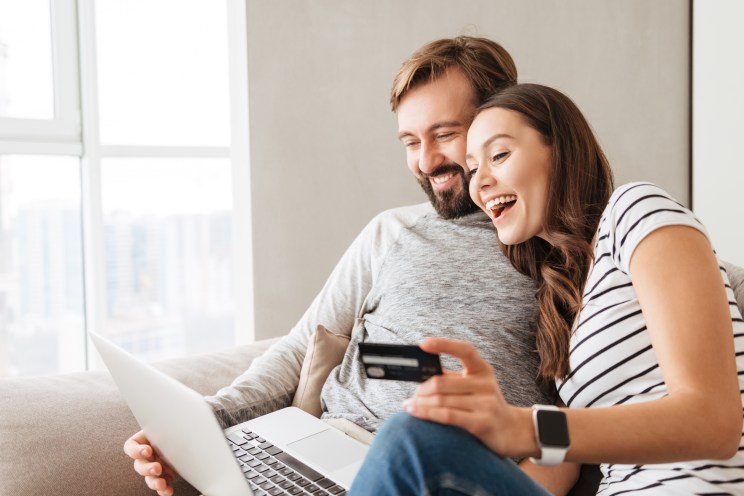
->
<box><xmin>206</xmin><ymin>203</ymin><xmax>551</xmax><ymax>431</ymax></box>
<box><xmin>321</xmin><ymin>207</ymin><xmax>548</xmax><ymax>430</ymax></box>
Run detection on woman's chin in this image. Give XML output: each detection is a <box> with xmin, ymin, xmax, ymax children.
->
<box><xmin>496</xmin><ymin>233</ymin><xmax>516</xmax><ymax>246</ymax></box>
<box><xmin>496</xmin><ymin>231</ymin><xmax>529</xmax><ymax>246</ymax></box>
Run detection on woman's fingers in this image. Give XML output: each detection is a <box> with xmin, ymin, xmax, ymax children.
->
<box><xmin>407</xmin><ymin>389</ymin><xmax>496</xmax><ymax>407</ymax></box>
<box><xmin>406</xmin><ymin>403</ymin><xmax>472</xmax><ymax>425</ymax></box>
<box><xmin>415</xmin><ymin>372</ymin><xmax>494</xmax><ymax>396</ymax></box>
<box><xmin>420</xmin><ymin>337</ymin><xmax>492</xmax><ymax>375</ymax></box>
<box><xmin>404</xmin><ymin>399</ymin><xmax>500</xmax><ymax>439</ymax></box>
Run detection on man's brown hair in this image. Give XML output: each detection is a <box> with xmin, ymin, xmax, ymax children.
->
<box><xmin>390</xmin><ymin>36</ymin><xmax>518</xmax><ymax>112</ymax></box>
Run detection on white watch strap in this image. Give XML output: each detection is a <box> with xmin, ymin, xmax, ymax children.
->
<box><xmin>530</xmin><ymin>446</ymin><xmax>566</xmax><ymax>466</ymax></box>
<box><xmin>529</xmin><ymin>405</ymin><xmax>568</xmax><ymax>466</ymax></box>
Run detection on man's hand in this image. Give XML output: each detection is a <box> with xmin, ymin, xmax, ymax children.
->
<box><xmin>123</xmin><ymin>430</ymin><xmax>178</xmax><ymax>496</ymax></box>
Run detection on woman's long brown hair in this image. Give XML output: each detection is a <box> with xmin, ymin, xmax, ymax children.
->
<box><xmin>476</xmin><ymin>84</ymin><xmax>614</xmax><ymax>382</ymax></box>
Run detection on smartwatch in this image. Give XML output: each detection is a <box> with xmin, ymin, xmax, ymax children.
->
<box><xmin>529</xmin><ymin>405</ymin><xmax>570</xmax><ymax>466</ymax></box>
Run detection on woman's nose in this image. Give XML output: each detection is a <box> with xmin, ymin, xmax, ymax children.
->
<box><xmin>471</xmin><ymin>164</ymin><xmax>494</xmax><ymax>189</ymax></box>
<box><xmin>469</xmin><ymin>165</ymin><xmax>496</xmax><ymax>204</ymax></box>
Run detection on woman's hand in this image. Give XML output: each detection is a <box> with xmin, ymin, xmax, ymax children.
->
<box><xmin>402</xmin><ymin>337</ymin><xmax>535</xmax><ymax>458</ymax></box>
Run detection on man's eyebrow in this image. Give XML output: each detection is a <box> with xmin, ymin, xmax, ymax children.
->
<box><xmin>397</xmin><ymin>120</ymin><xmax>465</xmax><ymax>141</ymax></box>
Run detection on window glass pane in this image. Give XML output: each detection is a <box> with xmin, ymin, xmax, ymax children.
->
<box><xmin>95</xmin><ymin>0</ymin><xmax>230</xmax><ymax>147</ymax></box>
<box><xmin>0</xmin><ymin>155</ymin><xmax>85</xmax><ymax>377</ymax></box>
<box><xmin>0</xmin><ymin>0</ymin><xmax>55</xmax><ymax>119</ymax></box>
<box><xmin>101</xmin><ymin>158</ymin><xmax>233</xmax><ymax>361</ymax></box>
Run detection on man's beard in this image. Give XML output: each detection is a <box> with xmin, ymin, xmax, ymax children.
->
<box><xmin>418</xmin><ymin>165</ymin><xmax>479</xmax><ymax>219</ymax></box>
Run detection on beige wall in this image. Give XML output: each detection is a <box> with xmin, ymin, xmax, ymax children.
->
<box><xmin>693</xmin><ymin>0</ymin><xmax>744</xmax><ymax>267</ymax></box>
<box><xmin>245</xmin><ymin>0</ymin><xmax>690</xmax><ymax>340</ymax></box>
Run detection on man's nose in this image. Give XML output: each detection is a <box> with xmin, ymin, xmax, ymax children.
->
<box><xmin>418</xmin><ymin>142</ymin><xmax>444</xmax><ymax>174</ymax></box>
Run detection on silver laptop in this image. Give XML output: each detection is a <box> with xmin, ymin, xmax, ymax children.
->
<box><xmin>89</xmin><ymin>332</ymin><xmax>368</xmax><ymax>496</ymax></box>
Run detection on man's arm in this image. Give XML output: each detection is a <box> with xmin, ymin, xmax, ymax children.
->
<box><xmin>123</xmin><ymin>205</ymin><xmax>432</xmax><ymax>494</ymax></box>
<box><xmin>205</xmin><ymin>205</ymin><xmax>429</xmax><ymax>427</ymax></box>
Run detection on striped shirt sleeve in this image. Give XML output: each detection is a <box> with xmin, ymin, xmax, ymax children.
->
<box><xmin>604</xmin><ymin>182</ymin><xmax>708</xmax><ymax>275</ymax></box>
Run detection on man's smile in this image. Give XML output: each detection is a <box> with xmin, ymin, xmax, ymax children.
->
<box><xmin>429</xmin><ymin>172</ymin><xmax>458</xmax><ymax>191</ymax></box>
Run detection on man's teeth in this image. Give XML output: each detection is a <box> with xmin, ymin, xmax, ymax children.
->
<box><xmin>485</xmin><ymin>195</ymin><xmax>517</xmax><ymax>210</ymax></box>
<box><xmin>431</xmin><ymin>173</ymin><xmax>454</xmax><ymax>185</ymax></box>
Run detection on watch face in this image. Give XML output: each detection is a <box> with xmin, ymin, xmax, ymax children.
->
<box><xmin>536</xmin><ymin>409</ymin><xmax>570</xmax><ymax>447</ymax></box>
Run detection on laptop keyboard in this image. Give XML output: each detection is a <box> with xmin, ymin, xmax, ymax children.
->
<box><xmin>227</xmin><ymin>428</ymin><xmax>347</xmax><ymax>496</ymax></box>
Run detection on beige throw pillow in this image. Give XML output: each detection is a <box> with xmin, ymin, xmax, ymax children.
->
<box><xmin>292</xmin><ymin>324</ymin><xmax>351</xmax><ymax>417</ymax></box>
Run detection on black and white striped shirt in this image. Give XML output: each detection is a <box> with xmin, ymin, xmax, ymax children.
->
<box><xmin>556</xmin><ymin>182</ymin><xmax>744</xmax><ymax>495</ymax></box>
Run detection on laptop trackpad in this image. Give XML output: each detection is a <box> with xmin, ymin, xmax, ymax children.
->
<box><xmin>287</xmin><ymin>428</ymin><xmax>368</xmax><ymax>473</ymax></box>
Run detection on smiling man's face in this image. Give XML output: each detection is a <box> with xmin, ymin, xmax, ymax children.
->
<box><xmin>396</xmin><ymin>68</ymin><xmax>479</xmax><ymax>219</ymax></box>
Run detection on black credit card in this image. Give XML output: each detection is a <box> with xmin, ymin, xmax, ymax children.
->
<box><xmin>358</xmin><ymin>343</ymin><xmax>443</xmax><ymax>382</ymax></box>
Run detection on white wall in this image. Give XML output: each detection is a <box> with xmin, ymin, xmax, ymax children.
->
<box><xmin>245</xmin><ymin>0</ymin><xmax>691</xmax><ymax>339</ymax></box>
<box><xmin>693</xmin><ymin>0</ymin><xmax>744</xmax><ymax>266</ymax></box>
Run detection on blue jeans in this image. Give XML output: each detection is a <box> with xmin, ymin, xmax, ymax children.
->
<box><xmin>349</xmin><ymin>412</ymin><xmax>551</xmax><ymax>496</ymax></box>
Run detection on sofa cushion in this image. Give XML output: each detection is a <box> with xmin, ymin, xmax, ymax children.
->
<box><xmin>292</xmin><ymin>325</ymin><xmax>350</xmax><ymax>417</ymax></box>
<box><xmin>0</xmin><ymin>339</ymin><xmax>276</xmax><ymax>496</ymax></box>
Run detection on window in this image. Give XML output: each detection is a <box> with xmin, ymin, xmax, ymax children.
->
<box><xmin>0</xmin><ymin>0</ymin><xmax>54</xmax><ymax>120</ymax></box>
<box><xmin>100</xmin><ymin>158</ymin><xmax>234</xmax><ymax>361</ymax></box>
<box><xmin>0</xmin><ymin>156</ymin><xmax>84</xmax><ymax>375</ymax></box>
<box><xmin>0</xmin><ymin>0</ymin><xmax>252</xmax><ymax>377</ymax></box>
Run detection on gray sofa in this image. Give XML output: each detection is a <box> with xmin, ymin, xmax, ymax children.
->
<box><xmin>2</xmin><ymin>263</ymin><xmax>743</xmax><ymax>496</ymax></box>
<box><xmin>0</xmin><ymin>339</ymin><xmax>277</xmax><ymax>496</ymax></box>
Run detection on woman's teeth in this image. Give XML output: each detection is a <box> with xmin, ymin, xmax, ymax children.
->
<box><xmin>485</xmin><ymin>195</ymin><xmax>517</xmax><ymax>210</ymax></box>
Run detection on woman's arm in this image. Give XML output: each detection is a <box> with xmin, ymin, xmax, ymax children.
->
<box><xmin>406</xmin><ymin>226</ymin><xmax>741</xmax><ymax>465</ymax></box>
<box><xmin>564</xmin><ymin>224</ymin><xmax>741</xmax><ymax>463</ymax></box>
<box><xmin>518</xmin><ymin>453</ymin><xmax>580</xmax><ymax>495</ymax></box>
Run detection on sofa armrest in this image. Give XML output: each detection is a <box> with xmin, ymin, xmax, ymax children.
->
<box><xmin>0</xmin><ymin>338</ymin><xmax>277</xmax><ymax>496</ymax></box>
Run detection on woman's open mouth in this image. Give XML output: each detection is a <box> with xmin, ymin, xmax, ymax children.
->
<box><xmin>485</xmin><ymin>195</ymin><xmax>517</xmax><ymax>220</ymax></box>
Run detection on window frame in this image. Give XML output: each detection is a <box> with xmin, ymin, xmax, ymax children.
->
<box><xmin>0</xmin><ymin>0</ymin><xmax>81</xmax><ymax>148</ymax></box>
<box><xmin>0</xmin><ymin>0</ymin><xmax>254</xmax><ymax>375</ymax></box>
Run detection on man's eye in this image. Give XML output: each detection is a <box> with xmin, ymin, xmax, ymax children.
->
<box><xmin>403</xmin><ymin>141</ymin><xmax>419</xmax><ymax>148</ymax></box>
<box><xmin>436</xmin><ymin>133</ymin><xmax>454</xmax><ymax>141</ymax></box>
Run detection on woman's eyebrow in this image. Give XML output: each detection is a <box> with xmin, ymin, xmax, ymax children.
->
<box><xmin>482</xmin><ymin>133</ymin><xmax>514</xmax><ymax>148</ymax></box>
<box><xmin>466</xmin><ymin>133</ymin><xmax>515</xmax><ymax>161</ymax></box>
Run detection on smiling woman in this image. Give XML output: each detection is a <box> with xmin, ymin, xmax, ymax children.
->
<box><xmin>466</xmin><ymin>107</ymin><xmax>553</xmax><ymax>245</ymax></box>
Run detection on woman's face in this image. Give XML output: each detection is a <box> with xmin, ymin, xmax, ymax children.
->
<box><xmin>466</xmin><ymin>107</ymin><xmax>553</xmax><ymax>245</ymax></box>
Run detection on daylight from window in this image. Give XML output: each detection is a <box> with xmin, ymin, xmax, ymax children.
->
<box><xmin>0</xmin><ymin>0</ymin><xmax>236</xmax><ymax>376</ymax></box>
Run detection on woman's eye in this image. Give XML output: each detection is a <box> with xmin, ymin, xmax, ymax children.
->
<box><xmin>468</xmin><ymin>168</ymin><xmax>478</xmax><ymax>178</ymax></box>
<box><xmin>491</xmin><ymin>152</ymin><xmax>508</xmax><ymax>162</ymax></box>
